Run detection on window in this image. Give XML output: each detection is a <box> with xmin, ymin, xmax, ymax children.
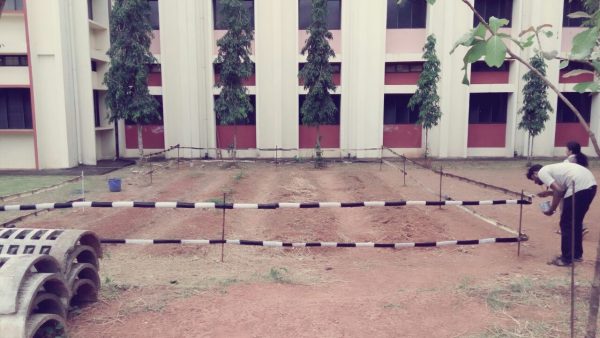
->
<box><xmin>148</xmin><ymin>0</ymin><xmax>160</xmax><ymax>30</ymax></box>
<box><xmin>125</xmin><ymin>95</ymin><xmax>164</xmax><ymax>125</ymax></box>
<box><xmin>469</xmin><ymin>93</ymin><xmax>508</xmax><ymax>123</ymax></box>
<box><xmin>0</xmin><ymin>55</ymin><xmax>28</xmax><ymax>67</ymax></box>
<box><xmin>213</xmin><ymin>0</ymin><xmax>254</xmax><ymax>30</ymax></box>
<box><xmin>471</xmin><ymin>61</ymin><xmax>509</xmax><ymax>72</ymax></box>
<box><xmin>87</xmin><ymin>0</ymin><xmax>93</xmax><ymax>20</ymax></box>
<box><xmin>473</xmin><ymin>0</ymin><xmax>512</xmax><ymax>27</ymax></box>
<box><xmin>384</xmin><ymin>94</ymin><xmax>419</xmax><ymax>124</ymax></box>
<box><xmin>148</xmin><ymin>63</ymin><xmax>161</xmax><ymax>73</ymax></box>
<box><xmin>0</xmin><ymin>89</ymin><xmax>33</xmax><ymax>129</ymax></box>
<box><xmin>93</xmin><ymin>91</ymin><xmax>100</xmax><ymax>127</ymax></box>
<box><xmin>557</xmin><ymin>92</ymin><xmax>592</xmax><ymax>123</ymax></box>
<box><xmin>213</xmin><ymin>62</ymin><xmax>255</xmax><ymax>76</ymax></box>
<box><xmin>299</xmin><ymin>0</ymin><xmax>341</xmax><ymax>30</ymax></box>
<box><xmin>299</xmin><ymin>94</ymin><xmax>341</xmax><ymax>125</ymax></box>
<box><xmin>563</xmin><ymin>0</ymin><xmax>586</xmax><ymax>27</ymax></box>
<box><xmin>385</xmin><ymin>62</ymin><xmax>423</xmax><ymax>73</ymax></box>
<box><xmin>214</xmin><ymin>95</ymin><xmax>256</xmax><ymax>125</ymax></box>
<box><xmin>387</xmin><ymin>0</ymin><xmax>426</xmax><ymax>29</ymax></box>
<box><xmin>298</xmin><ymin>62</ymin><xmax>341</xmax><ymax>74</ymax></box>
<box><xmin>3</xmin><ymin>0</ymin><xmax>23</xmax><ymax>11</ymax></box>
<box><xmin>91</xmin><ymin>61</ymin><xmax>98</xmax><ymax>72</ymax></box>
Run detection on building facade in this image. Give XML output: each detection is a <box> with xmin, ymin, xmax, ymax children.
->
<box><xmin>0</xmin><ymin>0</ymin><xmax>597</xmax><ymax>169</ymax></box>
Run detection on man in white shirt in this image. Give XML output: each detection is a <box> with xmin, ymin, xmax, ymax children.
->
<box><xmin>527</xmin><ymin>163</ymin><xmax>597</xmax><ymax>266</ymax></box>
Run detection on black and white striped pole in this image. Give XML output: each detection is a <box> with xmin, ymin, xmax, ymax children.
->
<box><xmin>221</xmin><ymin>193</ymin><xmax>226</xmax><ymax>263</ymax></box>
<box><xmin>403</xmin><ymin>156</ymin><xmax>407</xmax><ymax>186</ymax></box>
<box><xmin>570</xmin><ymin>181</ymin><xmax>576</xmax><ymax>338</ymax></box>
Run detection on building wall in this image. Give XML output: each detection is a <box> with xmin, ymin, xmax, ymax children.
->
<box><xmin>1</xmin><ymin>0</ymin><xmax>598</xmax><ymax>168</ymax></box>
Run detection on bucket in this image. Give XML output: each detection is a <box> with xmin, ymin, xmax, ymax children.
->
<box><xmin>108</xmin><ymin>178</ymin><xmax>122</xmax><ymax>192</ymax></box>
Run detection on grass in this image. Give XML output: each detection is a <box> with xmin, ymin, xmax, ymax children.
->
<box><xmin>267</xmin><ymin>267</ymin><xmax>292</xmax><ymax>284</ymax></box>
<box><xmin>234</xmin><ymin>170</ymin><xmax>245</xmax><ymax>181</ymax></box>
<box><xmin>0</xmin><ymin>175</ymin><xmax>73</xmax><ymax>196</ymax></box>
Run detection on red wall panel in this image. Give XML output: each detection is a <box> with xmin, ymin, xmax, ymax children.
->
<box><xmin>125</xmin><ymin>125</ymin><xmax>165</xmax><ymax>149</ymax></box>
<box><xmin>470</xmin><ymin>72</ymin><xmax>509</xmax><ymax>84</ymax></box>
<box><xmin>214</xmin><ymin>74</ymin><xmax>256</xmax><ymax>86</ymax></box>
<box><xmin>299</xmin><ymin>74</ymin><xmax>341</xmax><ymax>86</ymax></box>
<box><xmin>467</xmin><ymin>124</ymin><xmax>506</xmax><ymax>148</ymax></box>
<box><xmin>299</xmin><ymin>125</ymin><xmax>340</xmax><ymax>149</ymax></box>
<box><xmin>554</xmin><ymin>123</ymin><xmax>589</xmax><ymax>147</ymax></box>
<box><xmin>147</xmin><ymin>73</ymin><xmax>162</xmax><ymax>86</ymax></box>
<box><xmin>384</xmin><ymin>73</ymin><xmax>420</xmax><ymax>85</ymax></box>
<box><xmin>216</xmin><ymin>125</ymin><xmax>257</xmax><ymax>149</ymax></box>
<box><xmin>559</xmin><ymin>70</ymin><xmax>594</xmax><ymax>84</ymax></box>
<box><xmin>383</xmin><ymin>124</ymin><xmax>422</xmax><ymax>148</ymax></box>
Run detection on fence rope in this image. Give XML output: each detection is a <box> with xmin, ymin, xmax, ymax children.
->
<box><xmin>100</xmin><ymin>236</ymin><xmax>528</xmax><ymax>248</ymax></box>
<box><xmin>384</xmin><ymin>147</ymin><xmax>534</xmax><ymax>202</ymax></box>
<box><xmin>0</xmin><ymin>199</ymin><xmax>531</xmax><ymax>212</ymax></box>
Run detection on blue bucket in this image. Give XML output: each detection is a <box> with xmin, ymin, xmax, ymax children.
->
<box><xmin>108</xmin><ymin>178</ymin><xmax>122</xmax><ymax>192</ymax></box>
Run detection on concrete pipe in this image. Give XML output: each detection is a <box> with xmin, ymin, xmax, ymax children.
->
<box><xmin>0</xmin><ymin>255</ymin><xmax>69</xmax><ymax>338</ymax></box>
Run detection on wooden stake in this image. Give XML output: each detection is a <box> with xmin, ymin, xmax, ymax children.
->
<box><xmin>571</xmin><ymin>181</ymin><xmax>576</xmax><ymax>338</ymax></box>
<box><xmin>221</xmin><ymin>193</ymin><xmax>226</xmax><ymax>263</ymax></box>
<box><xmin>517</xmin><ymin>190</ymin><xmax>524</xmax><ymax>256</ymax></box>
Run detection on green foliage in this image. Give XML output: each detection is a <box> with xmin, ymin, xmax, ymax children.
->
<box><xmin>408</xmin><ymin>34</ymin><xmax>441</xmax><ymax>132</ymax></box>
<box><xmin>299</xmin><ymin>0</ymin><xmax>337</xmax><ymax>132</ymax></box>
<box><xmin>104</xmin><ymin>0</ymin><xmax>159</xmax><ymax>125</ymax></box>
<box><xmin>214</xmin><ymin>0</ymin><xmax>254</xmax><ymax>126</ymax></box>
<box><xmin>518</xmin><ymin>54</ymin><xmax>552</xmax><ymax>138</ymax></box>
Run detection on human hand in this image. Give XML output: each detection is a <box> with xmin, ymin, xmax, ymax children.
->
<box><xmin>543</xmin><ymin>209</ymin><xmax>554</xmax><ymax>216</ymax></box>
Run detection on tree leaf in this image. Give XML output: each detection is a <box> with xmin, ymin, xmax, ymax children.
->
<box><xmin>462</xmin><ymin>70</ymin><xmax>470</xmax><ymax>85</ymax></box>
<box><xmin>484</xmin><ymin>36</ymin><xmax>507</xmax><ymax>67</ymax></box>
<box><xmin>567</xmin><ymin>11</ymin><xmax>591</xmax><ymax>19</ymax></box>
<box><xmin>544</xmin><ymin>30</ymin><xmax>554</xmax><ymax>38</ymax></box>
<box><xmin>542</xmin><ymin>50</ymin><xmax>558</xmax><ymax>60</ymax></box>
<box><xmin>573</xmin><ymin>81</ymin><xmax>600</xmax><ymax>93</ymax></box>
<box><xmin>450</xmin><ymin>31</ymin><xmax>475</xmax><ymax>54</ymax></box>
<box><xmin>489</xmin><ymin>16</ymin><xmax>510</xmax><ymax>34</ymax></box>
<box><xmin>473</xmin><ymin>23</ymin><xmax>486</xmax><ymax>39</ymax></box>
<box><xmin>571</xmin><ymin>27</ymin><xmax>600</xmax><ymax>59</ymax></box>
<box><xmin>592</xmin><ymin>61</ymin><xmax>600</xmax><ymax>73</ymax></box>
<box><xmin>464</xmin><ymin>41</ymin><xmax>486</xmax><ymax>63</ymax></box>
<box><xmin>562</xmin><ymin>69</ymin><xmax>595</xmax><ymax>78</ymax></box>
<box><xmin>559</xmin><ymin>60</ymin><xmax>569</xmax><ymax>69</ymax></box>
<box><xmin>426</xmin><ymin>0</ymin><xmax>436</xmax><ymax>4</ymax></box>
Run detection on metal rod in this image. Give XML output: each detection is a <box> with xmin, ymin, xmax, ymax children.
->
<box><xmin>81</xmin><ymin>170</ymin><xmax>85</xmax><ymax>213</ymax></box>
<box><xmin>571</xmin><ymin>181</ymin><xmax>576</xmax><ymax>338</ymax></box>
<box><xmin>275</xmin><ymin>145</ymin><xmax>278</xmax><ymax>167</ymax></box>
<box><xmin>177</xmin><ymin>145</ymin><xmax>180</xmax><ymax>169</ymax></box>
<box><xmin>517</xmin><ymin>189</ymin><xmax>524</xmax><ymax>256</ymax></box>
<box><xmin>221</xmin><ymin>193</ymin><xmax>226</xmax><ymax>263</ymax></box>
<box><xmin>379</xmin><ymin>145</ymin><xmax>383</xmax><ymax>171</ymax></box>
<box><xmin>439</xmin><ymin>166</ymin><xmax>443</xmax><ymax>209</ymax></box>
<box><xmin>403</xmin><ymin>156</ymin><xmax>406</xmax><ymax>186</ymax></box>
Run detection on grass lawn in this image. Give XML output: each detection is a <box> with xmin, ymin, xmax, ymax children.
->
<box><xmin>0</xmin><ymin>175</ymin><xmax>73</xmax><ymax>197</ymax></box>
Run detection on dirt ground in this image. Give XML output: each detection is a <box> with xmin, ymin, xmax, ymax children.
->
<box><xmin>5</xmin><ymin>158</ymin><xmax>600</xmax><ymax>337</ymax></box>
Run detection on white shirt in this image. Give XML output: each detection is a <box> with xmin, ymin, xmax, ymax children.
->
<box><xmin>538</xmin><ymin>162</ymin><xmax>596</xmax><ymax>198</ymax></box>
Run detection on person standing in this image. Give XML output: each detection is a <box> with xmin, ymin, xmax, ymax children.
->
<box><xmin>526</xmin><ymin>162</ymin><xmax>597</xmax><ymax>266</ymax></box>
<box><xmin>561</xmin><ymin>141</ymin><xmax>590</xmax><ymax>235</ymax></box>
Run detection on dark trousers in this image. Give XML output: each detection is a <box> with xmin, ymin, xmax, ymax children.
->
<box><xmin>560</xmin><ymin>185</ymin><xmax>596</xmax><ymax>262</ymax></box>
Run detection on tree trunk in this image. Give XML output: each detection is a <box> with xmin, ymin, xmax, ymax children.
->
<box><xmin>316</xmin><ymin>124</ymin><xmax>321</xmax><ymax>149</ymax></box>
<box><xmin>233</xmin><ymin>124</ymin><xmax>238</xmax><ymax>162</ymax></box>
<box><xmin>137</xmin><ymin>123</ymin><xmax>144</xmax><ymax>162</ymax></box>
<box><xmin>425</xmin><ymin>129</ymin><xmax>429</xmax><ymax>158</ymax></box>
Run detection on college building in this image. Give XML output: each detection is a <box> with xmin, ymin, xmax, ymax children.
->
<box><xmin>0</xmin><ymin>0</ymin><xmax>597</xmax><ymax>169</ymax></box>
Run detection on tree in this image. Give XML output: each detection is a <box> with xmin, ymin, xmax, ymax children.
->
<box><xmin>426</xmin><ymin>1</ymin><xmax>600</xmax><ymax>336</ymax></box>
<box><xmin>214</xmin><ymin>0</ymin><xmax>254</xmax><ymax>158</ymax></box>
<box><xmin>299</xmin><ymin>0</ymin><xmax>337</xmax><ymax>164</ymax></box>
<box><xmin>408</xmin><ymin>34</ymin><xmax>442</xmax><ymax>158</ymax></box>
<box><xmin>104</xmin><ymin>0</ymin><xmax>159</xmax><ymax>160</ymax></box>
<box><xmin>518</xmin><ymin>54</ymin><xmax>552</xmax><ymax>164</ymax></box>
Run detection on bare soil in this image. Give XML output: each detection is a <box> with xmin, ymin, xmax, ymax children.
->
<box><xmin>8</xmin><ymin>159</ymin><xmax>600</xmax><ymax>337</ymax></box>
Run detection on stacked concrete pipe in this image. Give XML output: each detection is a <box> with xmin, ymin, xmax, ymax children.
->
<box><xmin>0</xmin><ymin>228</ymin><xmax>102</xmax><ymax>337</ymax></box>
<box><xmin>0</xmin><ymin>254</ymin><xmax>69</xmax><ymax>338</ymax></box>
